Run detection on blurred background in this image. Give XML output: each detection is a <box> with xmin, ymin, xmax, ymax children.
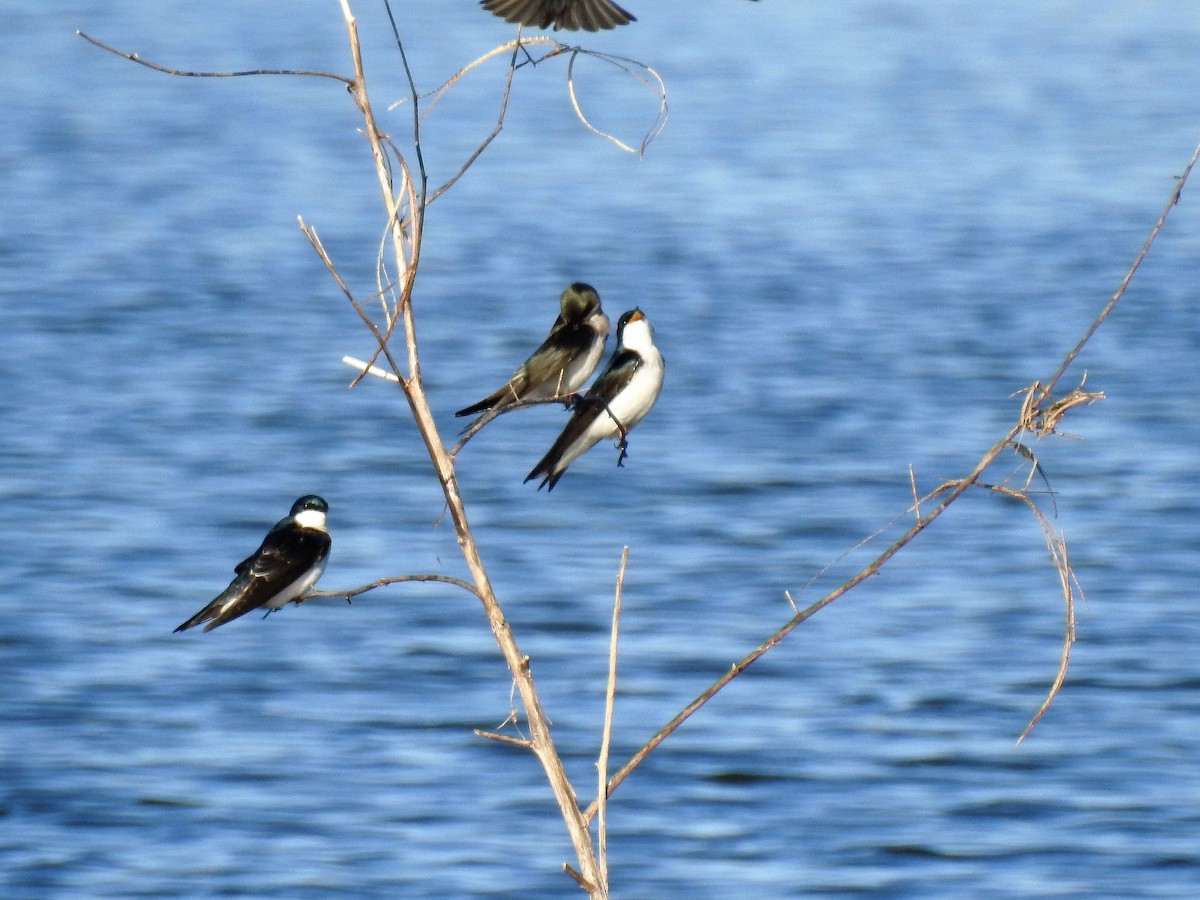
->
<box><xmin>2</xmin><ymin>1</ymin><xmax>1199</xmax><ymax>896</ymax></box>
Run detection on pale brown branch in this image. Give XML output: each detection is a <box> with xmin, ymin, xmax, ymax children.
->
<box><xmin>427</xmin><ymin>39</ymin><xmax>525</xmax><ymax>205</ymax></box>
<box><xmin>299</xmin><ymin>217</ymin><xmax>409</xmax><ymax>391</ymax></box>
<box><xmin>975</xmin><ymin>483</ymin><xmax>1079</xmax><ymax>743</ymax></box>
<box><xmin>338</xmin><ymin>3</ymin><xmax>602</xmax><ymax>891</ymax></box>
<box><xmin>596</xmin><ymin>547</ymin><xmax>629</xmax><ymax>892</ymax></box>
<box><xmin>1041</xmin><ymin>138</ymin><xmax>1200</xmax><ymax>398</ymax></box>
<box><xmin>76</xmin><ymin>30</ymin><xmax>353</xmax><ymax>84</ymax></box>
<box><xmin>475</xmin><ymin>729</ymin><xmax>534</xmax><ymax>748</ymax></box>
<box><xmin>908</xmin><ymin>464</ymin><xmax>921</xmax><ymax>522</ymax></box>
<box><xmin>566</xmin><ymin>49</ymin><xmax>668</xmax><ymax>156</ymax></box>
<box><xmin>582</xmin><ymin>429</ymin><xmax>1020</xmax><ymax>822</ymax></box>
<box><xmin>301</xmin><ymin>574</ymin><xmax>482</xmax><ymax>603</ymax></box>
<box><xmin>563</xmin><ymin>863</ymin><xmax>594</xmax><ymax>892</ymax></box>
<box><xmin>582</xmin><ymin>133</ymin><xmax>1200</xmax><ymax>814</ymax></box>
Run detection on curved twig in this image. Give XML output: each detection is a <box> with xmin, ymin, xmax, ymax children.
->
<box><xmin>566</xmin><ymin>49</ymin><xmax>668</xmax><ymax>155</ymax></box>
<box><xmin>972</xmin><ymin>483</ymin><xmax>1079</xmax><ymax>742</ymax></box>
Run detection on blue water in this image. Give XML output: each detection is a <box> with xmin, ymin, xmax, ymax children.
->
<box><xmin>3</xmin><ymin>1</ymin><xmax>1200</xmax><ymax>897</ymax></box>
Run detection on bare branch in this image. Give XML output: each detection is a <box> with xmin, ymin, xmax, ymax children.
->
<box><xmin>566</xmin><ymin>49</ymin><xmax>668</xmax><ymax>156</ymax></box>
<box><xmin>475</xmin><ymin>729</ymin><xmax>534</xmax><ymax>748</ymax></box>
<box><xmin>342</xmin><ymin>355</ymin><xmax>403</xmax><ymax>384</ymax></box>
<box><xmin>1040</xmin><ymin>139</ymin><xmax>1200</xmax><ymax>398</ymax></box>
<box><xmin>300</xmin><ymin>574</ymin><xmax>483</xmax><ymax>604</ymax></box>
<box><xmin>908</xmin><ymin>464</ymin><xmax>921</xmax><ymax>521</ymax></box>
<box><xmin>76</xmin><ymin>30</ymin><xmax>353</xmax><ymax>84</ymax></box>
<box><xmin>582</xmin><ymin>433</ymin><xmax>1016</xmax><ymax>822</ymax></box>
<box><xmin>299</xmin><ymin>217</ymin><xmax>409</xmax><ymax>391</ymax></box>
<box><xmin>582</xmin><ymin>134</ymin><xmax>1200</xmax><ymax>818</ymax></box>
<box><xmin>596</xmin><ymin>546</ymin><xmax>629</xmax><ymax>892</ymax></box>
<box><xmin>975</xmin><ymin>483</ymin><xmax>1080</xmax><ymax>743</ymax></box>
<box><xmin>562</xmin><ymin>863</ymin><xmax>594</xmax><ymax>893</ymax></box>
<box><xmin>426</xmin><ymin>39</ymin><xmax>528</xmax><ymax>204</ymax></box>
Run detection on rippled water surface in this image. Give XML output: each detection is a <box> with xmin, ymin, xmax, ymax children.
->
<box><xmin>3</xmin><ymin>2</ymin><xmax>1200</xmax><ymax>897</ymax></box>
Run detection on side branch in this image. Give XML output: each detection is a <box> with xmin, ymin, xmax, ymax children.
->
<box><xmin>581</xmin><ymin>429</ymin><xmax>1018</xmax><ymax>822</ymax></box>
<box><xmin>301</xmin><ymin>574</ymin><xmax>483</xmax><ymax>604</ymax></box>
<box><xmin>76</xmin><ymin>31</ymin><xmax>353</xmax><ymax>84</ymax></box>
<box><xmin>1040</xmin><ymin>138</ymin><xmax>1200</xmax><ymax>398</ymax></box>
<box><xmin>585</xmin><ymin>136</ymin><xmax>1200</xmax><ymax>820</ymax></box>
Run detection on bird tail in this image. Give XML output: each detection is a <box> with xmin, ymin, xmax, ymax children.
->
<box><xmin>174</xmin><ymin>604</ymin><xmax>218</xmax><ymax>633</ymax></box>
<box><xmin>455</xmin><ymin>381</ymin><xmax>524</xmax><ymax>418</ymax></box>
<box><xmin>173</xmin><ymin>582</ymin><xmax>242</xmax><ymax>633</ymax></box>
<box><xmin>455</xmin><ymin>396</ymin><xmax>496</xmax><ymax>418</ymax></box>
<box><xmin>525</xmin><ymin>438</ymin><xmax>571</xmax><ymax>491</ymax></box>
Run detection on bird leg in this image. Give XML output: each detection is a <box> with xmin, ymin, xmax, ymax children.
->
<box><xmin>599</xmin><ymin>401</ymin><xmax>629</xmax><ymax>467</ymax></box>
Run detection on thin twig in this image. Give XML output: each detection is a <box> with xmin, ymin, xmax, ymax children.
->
<box><xmin>427</xmin><ymin>38</ymin><xmax>524</xmax><ymax>205</ymax></box>
<box><xmin>581</xmin><ymin>430</ymin><xmax>1017</xmax><ymax>822</ymax></box>
<box><xmin>562</xmin><ymin>863</ymin><xmax>593</xmax><ymax>892</ymax></box>
<box><xmin>596</xmin><ymin>547</ymin><xmax>628</xmax><ymax>894</ymax></box>
<box><xmin>343</xmin><ymin>355</ymin><xmax>403</xmax><ymax>384</ymax></box>
<box><xmin>908</xmin><ymin>464</ymin><xmax>921</xmax><ymax>521</ymax></box>
<box><xmin>299</xmin><ymin>217</ymin><xmax>408</xmax><ymax>390</ymax></box>
<box><xmin>1040</xmin><ymin>139</ymin><xmax>1200</xmax><ymax>398</ymax></box>
<box><xmin>301</xmin><ymin>574</ymin><xmax>483</xmax><ymax>603</ymax></box>
<box><xmin>76</xmin><ymin>30</ymin><xmax>354</xmax><ymax>84</ymax></box>
<box><xmin>976</xmin><ymin>483</ymin><xmax>1080</xmax><ymax>743</ymax></box>
<box><xmin>566</xmin><ymin>49</ymin><xmax>668</xmax><ymax>156</ymax></box>
<box><xmin>475</xmin><ymin>729</ymin><xmax>534</xmax><ymax>748</ymax></box>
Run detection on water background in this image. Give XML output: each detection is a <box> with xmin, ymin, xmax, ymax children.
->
<box><xmin>3</xmin><ymin>1</ymin><xmax>1200</xmax><ymax>897</ymax></box>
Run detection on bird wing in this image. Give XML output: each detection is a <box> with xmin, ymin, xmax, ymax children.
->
<box><xmin>234</xmin><ymin>525</ymin><xmax>330</xmax><ymax>590</ymax></box>
<box><xmin>456</xmin><ymin>318</ymin><xmax>598</xmax><ymax>416</ymax></box>
<box><xmin>481</xmin><ymin>0</ymin><xmax>636</xmax><ymax>31</ymax></box>
<box><xmin>533</xmin><ymin>348</ymin><xmax>642</xmax><ymax>464</ymax></box>
<box><xmin>522</xmin><ymin>318</ymin><xmax>600</xmax><ymax>388</ymax></box>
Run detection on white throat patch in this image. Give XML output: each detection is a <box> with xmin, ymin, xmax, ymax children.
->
<box><xmin>293</xmin><ymin>508</ymin><xmax>328</xmax><ymax>531</ymax></box>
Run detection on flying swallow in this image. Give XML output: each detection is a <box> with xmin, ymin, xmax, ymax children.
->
<box><xmin>526</xmin><ymin>307</ymin><xmax>663</xmax><ymax>490</ymax></box>
<box><xmin>174</xmin><ymin>495</ymin><xmax>331</xmax><ymax>633</ymax></box>
<box><xmin>480</xmin><ymin>0</ymin><xmax>636</xmax><ymax>31</ymax></box>
<box><xmin>480</xmin><ymin>0</ymin><xmax>759</xmax><ymax>32</ymax></box>
<box><xmin>456</xmin><ymin>282</ymin><xmax>609</xmax><ymax>419</ymax></box>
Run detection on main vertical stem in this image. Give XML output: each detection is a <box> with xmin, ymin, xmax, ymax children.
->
<box><xmin>337</xmin><ymin>3</ymin><xmax>602</xmax><ymax>894</ymax></box>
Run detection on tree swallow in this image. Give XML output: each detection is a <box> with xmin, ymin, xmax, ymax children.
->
<box><xmin>480</xmin><ymin>0</ymin><xmax>636</xmax><ymax>31</ymax></box>
<box><xmin>526</xmin><ymin>307</ymin><xmax>663</xmax><ymax>490</ymax></box>
<box><xmin>456</xmin><ymin>282</ymin><xmax>609</xmax><ymax>419</ymax></box>
<box><xmin>174</xmin><ymin>495</ymin><xmax>331</xmax><ymax>633</ymax></box>
<box><xmin>480</xmin><ymin>0</ymin><xmax>759</xmax><ymax>32</ymax></box>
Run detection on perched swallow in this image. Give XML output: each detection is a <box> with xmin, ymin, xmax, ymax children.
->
<box><xmin>480</xmin><ymin>0</ymin><xmax>759</xmax><ymax>32</ymax></box>
<box><xmin>456</xmin><ymin>282</ymin><xmax>609</xmax><ymax>419</ymax></box>
<box><xmin>480</xmin><ymin>0</ymin><xmax>635</xmax><ymax>31</ymax></box>
<box><xmin>526</xmin><ymin>307</ymin><xmax>663</xmax><ymax>490</ymax></box>
<box><xmin>174</xmin><ymin>495</ymin><xmax>331</xmax><ymax>633</ymax></box>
